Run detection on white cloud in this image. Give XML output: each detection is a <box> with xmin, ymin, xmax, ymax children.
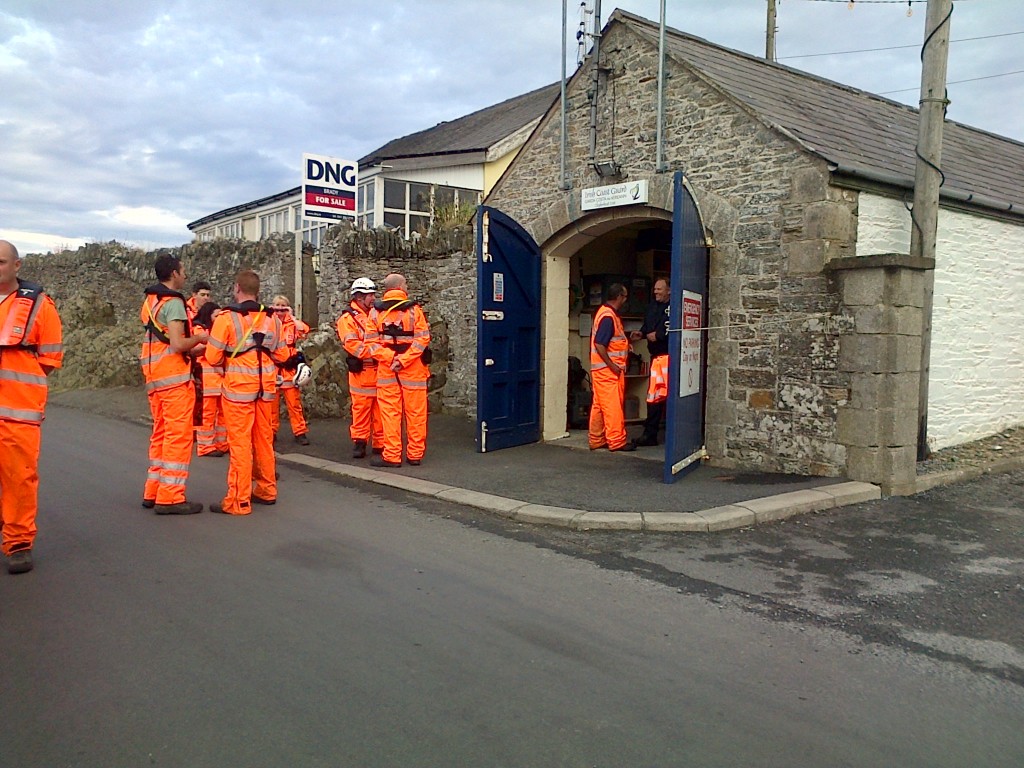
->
<box><xmin>0</xmin><ymin>0</ymin><xmax>1020</xmax><ymax>255</ymax></box>
<box><xmin>0</xmin><ymin>229</ymin><xmax>89</xmax><ymax>257</ymax></box>
<box><xmin>91</xmin><ymin>205</ymin><xmax>190</xmax><ymax>231</ymax></box>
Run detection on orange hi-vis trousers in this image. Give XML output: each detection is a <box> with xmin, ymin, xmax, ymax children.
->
<box><xmin>376</xmin><ymin>375</ymin><xmax>428</xmax><ymax>464</ymax></box>
<box><xmin>221</xmin><ymin>398</ymin><xmax>276</xmax><ymax>515</ymax></box>
<box><xmin>348</xmin><ymin>366</ymin><xmax>383</xmax><ymax>449</ymax></box>
<box><xmin>588</xmin><ymin>367</ymin><xmax>628</xmax><ymax>450</ymax></box>
<box><xmin>272</xmin><ymin>386</ymin><xmax>307</xmax><ymax>437</ymax></box>
<box><xmin>196</xmin><ymin>395</ymin><xmax>228</xmax><ymax>455</ymax></box>
<box><xmin>0</xmin><ymin>419</ymin><xmax>41</xmax><ymax>556</ymax></box>
<box><xmin>145</xmin><ymin>383</ymin><xmax>196</xmax><ymax>505</ymax></box>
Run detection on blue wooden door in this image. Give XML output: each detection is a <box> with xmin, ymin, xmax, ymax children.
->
<box><xmin>475</xmin><ymin>206</ymin><xmax>541</xmax><ymax>452</ymax></box>
<box><xmin>664</xmin><ymin>172</ymin><xmax>709</xmax><ymax>483</ymax></box>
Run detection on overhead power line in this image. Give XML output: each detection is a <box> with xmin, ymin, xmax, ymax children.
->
<box><xmin>879</xmin><ymin>69</ymin><xmax>1024</xmax><ymax>95</ymax></box>
<box><xmin>778</xmin><ymin>31</ymin><xmax>1024</xmax><ymax>60</ymax></box>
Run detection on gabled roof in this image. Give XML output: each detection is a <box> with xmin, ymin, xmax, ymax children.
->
<box><xmin>358</xmin><ymin>81</ymin><xmax>561</xmax><ymax>169</ymax></box>
<box><xmin>614</xmin><ymin>10</ymin><xmax>1024</xmax><ymax>216</ymax></box>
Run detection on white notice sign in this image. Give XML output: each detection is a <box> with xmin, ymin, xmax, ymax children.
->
<box><xmin>581</xmin><ymin>180</ymin><xmax>649</xmax><ymax>211</ymax></box>
<box><xmin>679</xmin><ymin>290</ymin><xmax>702</xmax><ymax>397</ymax></box>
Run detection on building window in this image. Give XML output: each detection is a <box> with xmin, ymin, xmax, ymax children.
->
<box><xmin>410</xmin><ymin>183</ymin><xmax>430</xmax><ymax>213</ymax></box>
<box><xmin>259</xmin><ymin>208</ymin><xmax>289</xmax><ymax>238</ymax></box>
<box><xmin>383</xmin><ymin>211</ymin><xmax>405</xmax><ymax>232</ymax></box>
<box><xmin>378</xmin><ymin>179</ymin><xmax>483</xmax><ymax>236</ymax></box>
<box><xmin>301</xmin><ymin>221</ymin><xmax>328</xmax><ymax>247</ymax></box>
<box><xmin>357</xmin><ymin>180</ymin><xmax>376</xmax><ymax>230</ymax></box>
<box><xmin>217</xmin><ymin>221</ymin><xmax>241</xmax><ymax>239</ymax></box>
<box><xmin>383</xmin><ymin>179</ymin><xmax>406</xmax><ymax>210</ymax></box>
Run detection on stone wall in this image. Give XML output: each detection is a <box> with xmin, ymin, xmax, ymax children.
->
<box><xmin>20</xmin><ymin>237</ymin><xmax>298</xmax><ymax>394</ymax></box>
<box><xmin>486</xmin><ymin>20</ymin><xmax>854</xmax><ymax>476</ymax></box>
<box><xmin>18</xmin><ymin>231</ymin><xmax>476</xmax><ymax>419</ymax></box>
<box><xmin>316</xmin><ymin>223</ymin><xmax>477</xmax><ymax>416</ymax></box>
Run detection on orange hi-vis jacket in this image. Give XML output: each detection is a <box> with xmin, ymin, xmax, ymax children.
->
<box><xmin>368</xmin><ymin>289</ymin><xmax>431</xmax><ymax>383</ymax></box>
<box><xmin>337</xmin><ymin>302</ymin><xmax>378</xmax><ymax>383</ymax></box>
<box><xmin>205</xmin><ymin>302</ymin><xmax>290</xmax><ymax>402</ymax></box>
<box><xmin>0</xmin><ymin>280</ymin><xmax>63</xmax><ymax>424</ymax></box>
<box><xmin>589</xmin><ymin>304</ymin><xmax>629</xmax><ymax>374</ymax></box>
<box><xmin>140</xmin><ymin>286</ymin><xmax>193</xmax><ymax>394</ymax></box>
<box><xmin>647</xmin><ymin>354</ymin><xmax>669</xmax><ymax>404</ymax></box>
<box><xmin>185</xmin><ymin>296</ymin><xmax>199</xmax><ymax>322</ymax></box>
<box><xmin>277</xmin><ymin>312</ymin><xmax>310</xmax><ymax>390</ymax></box>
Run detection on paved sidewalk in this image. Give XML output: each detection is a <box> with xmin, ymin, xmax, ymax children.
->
<box><xmin>275</xmin><ymin>412</ymin><xmax>880</xmax><ymax>532</ymax></box>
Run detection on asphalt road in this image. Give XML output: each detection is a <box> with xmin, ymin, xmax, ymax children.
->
<box><xmin>1</xmin><ymin>406</ymin><xmax>1022</xmax><ymax>767</ymax></box>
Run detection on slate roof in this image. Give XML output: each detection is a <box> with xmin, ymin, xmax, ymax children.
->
<box><xmin>615</xmin><ymin>10</ymin><xmax>1024</xmax><ymax>216</ymax></box>
<box><xmin>358</xmin><ymin>81</ymin><xmax>561</xmax><ymax>168</ymax></box>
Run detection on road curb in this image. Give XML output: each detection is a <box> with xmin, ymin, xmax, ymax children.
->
<box><xmin>914</xmin><ymin>456</ymin><xmax>1024</xmax><ymax>494</ymax></box>
<box><xmin>277</xmin><ymin>453</ymin><xmax>882</xmax><ymax>533</ymax></box>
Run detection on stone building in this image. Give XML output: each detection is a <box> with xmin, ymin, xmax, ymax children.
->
<box><xmin>480</xmin><ymin>10</ymin><xmax>1024</xmax><ymax>494</ymax></box>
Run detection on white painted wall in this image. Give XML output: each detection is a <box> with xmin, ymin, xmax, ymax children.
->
<box><xmin>857</xmin><ymin>192</ymin><xmax>1024</xmax><ymax>449</ymax></box>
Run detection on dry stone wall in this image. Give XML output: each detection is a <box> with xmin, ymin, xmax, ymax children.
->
<box><xmin>316</xmin><ymin>223</ymin><xmax>477</xmax><ymax>416</ymax></box>
<box><xmin>19</xmin><ymin>231</ymin><xmax>476</xmax><ymax>419</ymax></box>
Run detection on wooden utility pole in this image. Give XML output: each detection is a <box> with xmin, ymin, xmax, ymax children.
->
<box><xmin>912</xmin><ymin>0</ymin><xmax>953</xmax><ymax>460</ymax></box>
<box><xmin>766</xmin><ymin>0</ymin><xmax>777</xmax><ymax>61</ymax></box>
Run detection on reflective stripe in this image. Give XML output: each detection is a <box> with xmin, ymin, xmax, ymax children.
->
<box><xmin>36</xmin><ymin>342</ymin><xmax>63</xmax><ymax>354</ymax></box>
<box><xmin>160</xmin><ymin>459</ymin><xmax>192</xmax><ymax>472</ymax></box>
<box><xmin>0</xmin><ymin>369</ymin><xmax>48</xmax><ymax>386</ymax></box>
<box><xmin>0</xmin><ymin>405</ymin><xmax>44</xmax><ymax>422</ymax></box>
<box><xmin>350</xmin><ymin>384</ymin><xmax>376</xmax><ymax>396</ymax></box>
<box><xmin>144</xmin><ymin>372</ymin><xmax>193</xmax><ymax>392</ymax></box>
<box><xmin>223</xmin><ymin>390</ymin><xmax>259</xmax><ymax>402</ymax></box>
<box><xmin>224</xmin><ymin>362</ymin><xmax>274</xmax><ymax>375</ymax></box>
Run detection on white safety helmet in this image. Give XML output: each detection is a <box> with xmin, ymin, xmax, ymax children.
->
<box><xmin>350</xmin><ymin>277</ymin><xmax>377</xmax><ymax>297</ymax></box>
<box><xmin>293</xmin><ymin>362</ymin><xmax>313</xmax><ymax>388</ymax></box>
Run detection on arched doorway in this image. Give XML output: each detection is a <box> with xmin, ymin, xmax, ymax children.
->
<box><xmin>477</xmin><ymin>174</ymin><xmax>710</xmax><ymax>480</ymax></box>
<box><xmin>541</xmin><ymin>210</ymin><xmax>673</xmax><ymax>443</ymax></box>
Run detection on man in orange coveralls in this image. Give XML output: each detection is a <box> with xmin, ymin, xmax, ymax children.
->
<box><xmin>589</xmin><ymin>283</ymin><xmax>636</xmax><ymax>452</ymax></box>
<box><xmin>204</xmin><ymin>270</ymin><xmax>289</xmax><ymax>515</ymax></box>
<box><xmin>367</xmin><ymin>273</ymin><xmax>430</xmax><ymax>468</ymax></box>
<box><xmin>270</xmin><ymin>294</ymin><xmax>310</xmax><ymax>446</ymax></box>
<box><xmin>140</xmin><ymin>252</ymin><xmax>209</xmax><ymax>515</ymax></box>
<box><xmin>0</xmin><ymin>240</ymin><xmax>63</xmax><ymax>574</ymax></box>
<box><xmin>336</xmin><ymin>277</ymin><xmax>383</xmax><ymax>459</ymax></box>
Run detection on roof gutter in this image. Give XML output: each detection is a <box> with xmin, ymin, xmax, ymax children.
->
<box><xmin>828</xmin><ymin>161</ymin><xmax>1021</xmax><ymax>219</ymax></box>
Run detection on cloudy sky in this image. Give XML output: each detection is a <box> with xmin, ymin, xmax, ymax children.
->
<box><xmin>2</xmin><ymin>0</ymin><xmax>1020</xmax><ymax>256</ymax></box>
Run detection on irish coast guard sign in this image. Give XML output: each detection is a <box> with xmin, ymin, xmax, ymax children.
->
<box><xmin>302</xmin><ymin>153</ymin><xmax>357</xmax><ymax>221</ymax></box>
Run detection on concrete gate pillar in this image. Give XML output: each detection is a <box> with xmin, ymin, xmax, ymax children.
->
<box><xmin>826</xmin><ymin>253</ymin><xmax>935</xmax><ymax>495</ymax></box>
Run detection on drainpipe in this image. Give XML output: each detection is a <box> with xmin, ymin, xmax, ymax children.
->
<box><xmin>655</xmin><ymin>0</ymin><xmax>668</xmax><ymax>172</ymax></box>
<box><xmin>560</xmin><ymin>0</ymin><xmax>570</xmax><ymax>190</ymax></box>
<box><xmin>587</xmin><ymin>0</ymin><xmax>602</xmax><ymax>171</ymax></box>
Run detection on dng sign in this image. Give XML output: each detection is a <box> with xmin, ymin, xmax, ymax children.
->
<box><xmin>301</xmin><ymin>152</ymin><xmax>357</xmax><ymax>222</ymax></box>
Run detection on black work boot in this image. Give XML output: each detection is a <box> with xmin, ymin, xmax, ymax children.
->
<box><xmin>352</xmin><ymin>439</ymin><xmax>367</xmax><ymax>459</ymax></box>
<box><xmin>7</xmin><ymin>548</ymin><xmax>33</xmax><ymax>575</ymax></box>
